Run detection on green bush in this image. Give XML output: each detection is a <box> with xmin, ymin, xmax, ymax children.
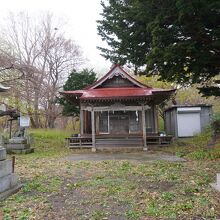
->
<box><xmin>188</xmin><ymin>148</ymin><xmax>220</xmax><ymax>160</ymax></box>
<box><xmin>165</xmin><ymin>127</ymin><xmax>220</xmax><ymax>161</ymax></box>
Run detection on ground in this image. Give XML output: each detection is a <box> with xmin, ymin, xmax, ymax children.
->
<box><xmin>64</xmin><ymin>151</ymin><xmax>186</xmax><ymax>162</ymax></box>
<box><xmin>0</xmin><ymin>129</ymin><xmax>220</xmax><ymax>220</ymax></box>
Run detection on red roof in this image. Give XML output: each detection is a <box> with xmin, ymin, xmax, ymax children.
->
<box><xmin>61</xmin><ymin>87</ymin><xmax>175</xmax><ymax>100</ymax></box>
<box><xmin>61</xmin><ymin>64</ymin><xmax>175</xmax><ymax>101</ymax></box>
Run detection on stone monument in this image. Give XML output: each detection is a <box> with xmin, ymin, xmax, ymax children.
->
<box><xmin>6</xmin><ymin>116</ymin><xmax>34</xmax><ymax>154</ymax></box>
<box><xmin>0</xmin><ymin>84</ymin><xmax>21</xmax><ymax>200</ymax></box>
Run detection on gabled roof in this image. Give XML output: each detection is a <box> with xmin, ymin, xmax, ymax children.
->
<box><xmin>85</xmin><ymin>64</ymin><xmax>150</xmax><ymax>89</ymax></box>
<box><xmin>61</xmin><ymin>64</ymin><xmax>175</xmax><ymax>102</ymax></box>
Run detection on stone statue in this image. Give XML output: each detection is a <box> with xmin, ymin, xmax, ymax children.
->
<box><xmin>7</xmin><ymin>122</ymin><xmax>34</xmax><ymax>154</ymax></box>
<box><xmin>13</xmin><ymin>127</ymin><xmax>25</xmax><ymax>138</ymax></box>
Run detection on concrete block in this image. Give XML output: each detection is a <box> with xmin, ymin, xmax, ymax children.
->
<box><xmin>0</xmin><ymin>159</ymin><xmax>12</xmax><ymax>178</ymax></box>
<box><xmin>0</xmin><ymin>147</ymin><xmax>6</xmax><ymax>161</ymax></box>
<box><xmin>143</xmin><ymin>147</ymin><xmax>148</xmax><ymax>151</ymax></box>
<box><xmin>6</xmin><ymin>143</ymin><xmax>30</xmax><ymax>150</ymax></box>
<box><xmin>0</xmin><ymin>173</ymin><xmax>18</xmax><ymax>193</ymax></box>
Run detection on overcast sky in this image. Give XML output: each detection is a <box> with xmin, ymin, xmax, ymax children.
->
<box><xmin>0</xmin><ymin>0</ymin><xmax>111</xmax><ymax>75</ymax></box>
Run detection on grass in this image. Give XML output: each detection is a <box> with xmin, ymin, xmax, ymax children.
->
<box><xmin>164</xmin><ymin>128</ymin><xmax>220</xmax><ymax>160</ymax></box>
<box><xmin>0</xmin><ymin>129</ymin><xmax>220</xmax><ymax>219</ymax></box>
<box><xmin>28</xmin><ymin>129</ymin><xmax>72</xmax><ymax>157</ymax></box>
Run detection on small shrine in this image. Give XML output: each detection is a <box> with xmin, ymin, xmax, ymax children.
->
<box><xmin>62</xmin><ymin>64</ymin><xmax>175</xmax><ymax>151</ymax></box>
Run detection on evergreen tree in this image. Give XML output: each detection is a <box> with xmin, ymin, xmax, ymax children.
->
<box><xmin>59</xmin><ymin>69</ymin><xmax>97</xmax><ymax>116</ymax></box>
<box><xmin>98</xmin><ymin>0</ymin><xmax>220</xmax><ymax>93</ymax></box>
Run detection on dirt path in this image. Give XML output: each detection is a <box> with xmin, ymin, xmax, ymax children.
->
<box><xmin>64</xmin><ymin>151</ymin><xmax>186</xmax><ymax>162</ymax></box>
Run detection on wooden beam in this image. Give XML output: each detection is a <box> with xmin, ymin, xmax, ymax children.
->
<box><xmin>82</xmin><ymin>105</ymin><xmax>151</xmax><ymax>112</ymax></box>
<box><xmin>142</xmin><ymin>106</ymin><xmax>147</xmax><ymax>149</ymax></box>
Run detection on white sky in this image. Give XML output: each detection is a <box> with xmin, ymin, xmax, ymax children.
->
<box><xmin>0</xmin><ymin>0</ymin><xmax>111</xmax><ymax>75</ymax></box>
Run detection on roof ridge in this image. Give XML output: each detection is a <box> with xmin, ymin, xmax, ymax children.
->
<box><xmin>84</xmin><ymin>64</ymin><xmax>151</xmax><ymax>90</ymax></box>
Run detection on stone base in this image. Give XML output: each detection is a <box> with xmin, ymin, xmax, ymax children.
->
<box><xmin>9</xmin><ymin>138</ymin><xmax>27</xmax><ymax>144</ymax></box>
<box><xmin>143</xmin><ymin>147</ymin><xmax>148</xmax><ymax>151</ymax></box>
<box><xmin>7</xmin><ymin>148</ymin><xmax>34</xmax><ymax>154</ymax></box>
<box><xmin>6</xmin><ymin>143</ymin><xmax>30</xmax><ymax>150</ymax></box>
<box><xmin>6</xmin><ymin>142</ymin><xmax>33</xmax><ymax>154</ymax></box>
<box><xmin>0</xmin><ymin>184</ymin><xmax>22</xmax><ymax>201</ymax></box>
<box><xmin>210</xmin><ymin>183</ymin><xmax>220</xmax><ymax>192</ymax></box>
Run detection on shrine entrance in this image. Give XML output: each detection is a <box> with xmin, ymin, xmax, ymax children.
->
<box><xmin>109</xmin><ymin>111</ymin><xmax>129</xmax><ymax>134</ymax></box>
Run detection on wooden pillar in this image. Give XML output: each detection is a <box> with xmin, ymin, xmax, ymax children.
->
<box><xmin>154</xmin><ymin>105</ymin><xmax>159</xmax><ymax>133</ymax></box>
<box><xmin>142</xmin><ymin>106</ymin><xmax>147</xmax><ymax>150</ymax></box>
<box><xmin>80</xmin><ymin>110</ymin><xmax>84</xmax><ymax>136</ymax></box>
<box><xmin>91</xmin><ymin>108</ymin><xmax>96</xmax><ymax>151</ymax></box>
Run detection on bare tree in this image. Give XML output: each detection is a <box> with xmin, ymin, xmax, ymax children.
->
<box><xmin>40</xmin><ymin>16</ymin><xmax>83</xmax><ymax>128</ymax></box>
<box><xmin>0</xmin><ymin>12</ymin><xmax>83</xmax><ymax>128</ymax></box>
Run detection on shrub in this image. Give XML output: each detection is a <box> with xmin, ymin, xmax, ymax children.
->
<box><xmin>211</xmin><ymin>114</ymin><xmax>220</xmax><ymax>134</ymax></box>
<box><xmin>188</xmin><ymin>148</ymin><xmax>220</xmax><ymax>160</ymax></box>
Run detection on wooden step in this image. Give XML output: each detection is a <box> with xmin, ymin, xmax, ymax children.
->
<box><xmin>95</xmin><ymin>139</ymin><xmax>143</xmax><ymax>146</ymax></box>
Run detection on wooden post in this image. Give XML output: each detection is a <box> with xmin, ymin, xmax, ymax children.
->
<box><xmin>91</xmin><ymin>108</ymin><xmax>96</xmax><ymax>151</ymax></box>
<box><xmin>9</xmin><ymin>119</ymin><xmax>12</xmax><ymax>139</ymax></box>
<box><xmin>154</xmin><ymin>105</ymin><xmax>159</xmax><ymax>133</ymax></box>
<box><xmin>12</xmin><ymin>156</ymin><xmax>15</xmax><ymax>173</ymax></box>
<box><xmin>142</xmin><ymin>106</ymin><xmax>147</xmax><ymax>150</ymax></box>
<box><xmin>80</xmin><ymin>110</ymin><xmax>84</xmax><ymax>136</ymax></box>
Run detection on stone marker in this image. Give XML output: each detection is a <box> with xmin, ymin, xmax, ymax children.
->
<box><xmin>210</xmin><ymin>173</ymin><xmax>220</xmax><ymax>192</ymax></box>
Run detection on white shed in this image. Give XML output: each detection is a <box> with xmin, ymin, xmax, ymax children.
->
<box><xmin>165</xmin><ymin>105</ymin><xmax>212</xmax><ymax>138</ymax></box>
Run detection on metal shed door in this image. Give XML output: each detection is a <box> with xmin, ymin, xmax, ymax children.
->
<box><xmin>177</xmin><ymin>113</ymin><xmax>201</xmax><ymax>137</ymax></box>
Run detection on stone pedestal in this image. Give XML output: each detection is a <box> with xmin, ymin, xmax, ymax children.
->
<box><xmin>0</xmin><ymin>147</ymin><xmax>21</xmax><ymax>200</ymax></box>
<box><xmin>6</xmin><ymin>137</ymin><xmax>34</xmax><ymax>154</ymax></box>
<box><xmin>210</xmin><ymin>173</ymin><xmax>220</xmax><ymax>192</ymax></box>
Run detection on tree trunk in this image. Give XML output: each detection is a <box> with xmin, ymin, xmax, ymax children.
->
<box><xmin>48</xmin><ymin>116</ymin><xmax>56</xmax><ymax>128</ymax></box>
<box><xmin>33</xmin><ymin>88</ymin><xmax>40</xmax><ymax>128</ymax></box>
<box><xmin>47</xmin><ymin>101</ymin><xmax>57</xmax><ymax>128</ymax></box>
